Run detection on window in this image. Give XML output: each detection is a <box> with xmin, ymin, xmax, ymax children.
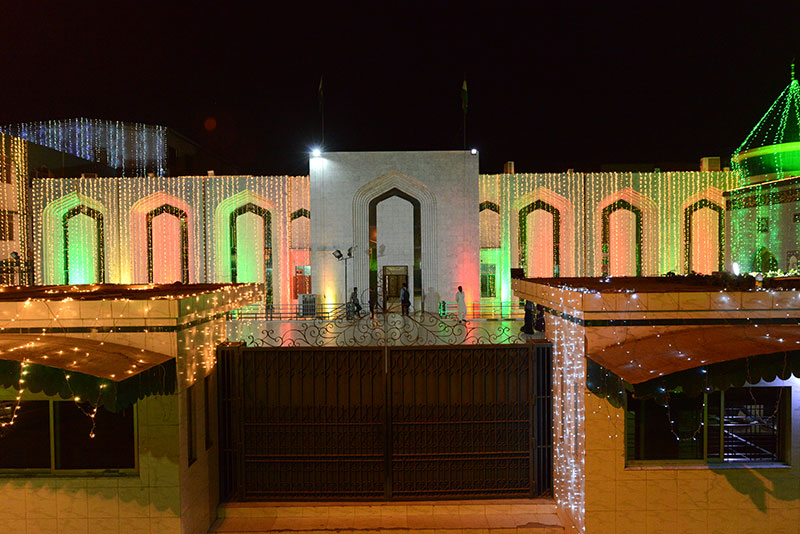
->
<box><xmin>626</xmin><ymin>387</ymin><xmax>788</xmax><ymax>465</ymax></box>
<box><xmin>187</xmin><ymin>384</ymin><xmax>197</xmax><ymax>466</ymax></box>
<box><xmin>0</xmin><ymin>211</ymin><xmax>14</xmax><ymax>241</ymax></box>
<box><xmin>0</xmin><ymin>400</ymin><xmax>51</xmax><ymax>469</ymax></box>
<box><xmin>0</xmin><ymin>156</ymin><xmax>13</xmax><ymax>184</ymax></box>
<box><xmin>480</xmin><ymin>263</ymin><xmax>496</xmax><ymax>298</ymax></box>
<box><xmin>204</xmin><ymin>374</ymin><xmax>213</xmax><ymax>450</ymax></box>
<box><xmin>293</xmin><ymin>265</ymin><xmax>311</xmax><ymax>299</ymax></box>
<box><xmin>0</xmin><ymin>400</ymin><xmax>136</xmax><ymax>471</ymax></box>
<box><xmin>54</xmin><ymin>401</ymin><xmax>135</xmax><ymax>469</ymax></box>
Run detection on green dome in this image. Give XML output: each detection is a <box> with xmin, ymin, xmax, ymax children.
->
<box><xmin>732</xmin><ymin>69</ymin><xmax>800</xmax><ymax>184</ymax></box>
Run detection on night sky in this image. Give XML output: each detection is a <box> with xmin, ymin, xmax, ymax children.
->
<box><xmin>3</xmin><ymin>2</ymin><xmax>800</xmax><ymax>175</ymax></box>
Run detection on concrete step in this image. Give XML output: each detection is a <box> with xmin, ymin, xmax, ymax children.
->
<box><xmin>210</xmin><ymin>499</ymin><xmax>562</xmax><ymax>534</ymax></box>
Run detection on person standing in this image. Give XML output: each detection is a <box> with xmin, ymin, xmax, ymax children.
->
<box><xmin>350</xmin><ymin>287</ymin><xmax>363</xmax><ymax>317</ymax></box>
<box><xmin>534</xmin><ymin>304</ymin><xmax>545</xmax><ymax>336</ymax></box>
<box><xmin>368</xmin><ymin>287</ymin><xmax>377</xmax><ymax>318</ymax></box>
<box><xmin>455</xmin><ymin>286</ymin><xmax>467</xmax><ymax>323</ymax></box>
<box><xmin>400</xmin><ymin>283</ymin><xmax>410</xmax><ymax>316</ymax></box>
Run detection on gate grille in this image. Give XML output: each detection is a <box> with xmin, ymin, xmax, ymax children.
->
<box><xmin>218</xmin><ymin>343</ymin><xmax>552</xmax><ymax>501</ymax></box>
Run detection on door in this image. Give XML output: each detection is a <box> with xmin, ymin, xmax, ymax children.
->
<box><xmin>217</xmin><ymin>343</ymin><xmax>553</xmax><ymax>501</ymax></box>
<box><xmin>382</xmin><ymin>265</ymin><xmax>408</xmax><ymax>312</ymax></box>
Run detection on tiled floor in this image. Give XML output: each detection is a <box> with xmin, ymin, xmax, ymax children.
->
<box><xmin>210</xmin><ymin>499</ymin><xmax>563</xmax><ymax>534</ymax></box>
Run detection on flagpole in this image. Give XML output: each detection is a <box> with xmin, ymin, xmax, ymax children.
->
<box><xmin>461</xmin><ymin>78</ymin><xmax>468</xmax><ymax>150</ymax></box>
<box><xmin>319</xmin><ymin>75</ymin><xmax>325</xmax><ymax>146</ymax></box>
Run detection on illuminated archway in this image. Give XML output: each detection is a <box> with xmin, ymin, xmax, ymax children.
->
<box><xmin>753</xmin><ymin>247</ymin><xmax>778</xmax><ymax>273</ymax></box>
<box><xmin>214</xmin><ymin>191</ymin><xmax>275</xmax><ymax>304</ymax></box>
<box><xmin>352</xmin><ymin>171</ymin><xmax>437</xmax><ymax>307</ymax></box>
<box><xmin>63</xmin><ymin>205</ymin><xmax>105</xmax><ymax>284</ymax></box>
<box><xmin>596</xmin><ymin>188</ymin><xmax>657</xmax><ymax>277</ymax></box>
<box><xmin>511</xmin><ymin>188</ymin><xmax>575</xmax><ymax>277</ymax></box>
<box><xmin>42</xmin><ymin>192</ymin><xmax>107</xmax><ymax>285</ymax></box>
<box><xmin>130</xmin><ymin>192</ymin><xmax>193</xmax><ymax>284</ymax></box>
<box><xmin>683</xmin><ymin>199</ymin><xmax>724</xmax><ymax>274</ymax></box>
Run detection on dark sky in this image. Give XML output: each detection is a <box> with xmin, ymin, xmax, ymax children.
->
<box><xmin>2</xmin><ymin>2</ymin><xmax>800</xmax><ymax>175</ymax></box>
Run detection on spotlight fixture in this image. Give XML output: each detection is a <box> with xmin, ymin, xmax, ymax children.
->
<box><xmin>470</xmin><ymin>148</ymin><xmax>478</xmax><ymax>155</ymax></box>
<box><xmin>347</xmin><ymin>247</ymin><xmax>353</xmax><ymax>258</ymax></box>
<box><xmin>311</xmin><ymin>148</ymin><xmax>322</xmax><ymax>157</ymax></box>
<box><xmin>332</xmin><ymin>249</ymin><xmax>343</xmax><ymax>260</ymax></box>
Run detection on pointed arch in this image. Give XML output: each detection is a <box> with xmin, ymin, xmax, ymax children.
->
<box><xmin>352</xmin><ymin>171</ymin><xmax>437</xmax><ymax>305</ymax></box>
<box><xmin>681</xmin><ymin>187</ymin><xmax>725</xmax><ymax>274</ymax></box>
<box><xmin>214</xmin><ymin>190</ymin><xmax>276</xmax><ymax>304</ymax></box>
<box><xmin>130</xmin><ymin>191</ymin><xmax>193</xmax><ymax>284</ymax></box>
<box><xmin>596</xmin><ymin>188</ymin><xmax>658</xmax><ymax>276</ymax></box>
<box><xmin>511</xmin><ymin>187</ymin><xmax>575</xmax><ymax>277</ymax></box>
<box><xmin>753</xmin><ymin>247</ymin><xmax>778</xmax><ymax>273</ymax></box>
<box><xmin>42</xmin><ymin>192</ymin><xmax>107</xmax><ymax>284</ymax></box>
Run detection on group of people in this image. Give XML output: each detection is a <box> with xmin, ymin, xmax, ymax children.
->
<box><xmin>348</xmin><ymin>284</ymin><xmax>468</xmax><ymax>322</ymax></box>
<box><xmin>348</xmin><ymin>286</ymin><xmax>545</xmax><ymax>337</ymax></box>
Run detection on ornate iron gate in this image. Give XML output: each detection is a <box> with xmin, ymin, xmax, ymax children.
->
<box><xmin>218</xmin><ymin>343</ymin><xmax>552</xmax><ymax>501</ymax></box>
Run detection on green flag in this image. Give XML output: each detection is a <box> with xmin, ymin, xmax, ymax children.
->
<box><xmin>461</xmin><ymin>79</ymin><xmax>468</xmax><ymax>114</ymax></box>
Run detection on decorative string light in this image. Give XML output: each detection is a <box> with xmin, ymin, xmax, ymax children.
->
<box><xmin>1</xmin><ymin>119</ymin><xmax>167</xmax><ymax>177</ymax></box>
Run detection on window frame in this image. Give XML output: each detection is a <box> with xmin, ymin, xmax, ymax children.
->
<box><xmin>624</xmin><ymin>386</ymin><xmax>790</xmax><ymax>468</ymax></box>
<box><xmin>187</xmin><ymin>383</ymin><xmax>197</xmax><ymax>466</ymax></box>
<box><xmin>0</xmin><ymin>398</ymin><xmax>139</xmax><ymax>475</ymax></box>
<box><xmin>480</xmin><ymin>263</ymin><xmax>497</xmax><ymax>298</ymax></box>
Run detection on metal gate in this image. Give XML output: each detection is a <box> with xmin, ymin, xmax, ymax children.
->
<box><xmin>218</xmin><ymin>343</ymin><xmax>552</xmax><ymax>501</ymax></box>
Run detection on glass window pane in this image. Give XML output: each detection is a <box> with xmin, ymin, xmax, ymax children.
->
<box><xmin>0</xmin><ymin>400</ymin><xmax>51</xmax><ymax>469</ymax></box>
<box><xmin>627</xmin><ymin>392</ymin><xmax>704</xmax><ymax>461</ymax></box>
<box><xmin>722</xmin><ymin>387</ymin><xmax>785</xmax><ymax>463</ymax></box>
<box><xmin>55</xmin><ymin>402</ymin><xmax>135</xmax><ymax>470</ymax></box>
<box><xmin>707</xmin><ymin>391</ymin><xmax>722</xmax><ymax>461</ymax></box>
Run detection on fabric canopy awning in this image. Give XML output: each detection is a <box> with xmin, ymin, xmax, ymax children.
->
<box><xmin>0</xmin><ymin>335</ymin><xmax>176</xmax><ymax>412</ymax></box>
<box><xmin>588</xmin><ymin>325</ymin><xmax>800</xmax><ymax>384</ymax></box>
<box><xmin>0</xmin><ymin>335</ymin><xmax>171</xmax><ymax>381</ymax></box>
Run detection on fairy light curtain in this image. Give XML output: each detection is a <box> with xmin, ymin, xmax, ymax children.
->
<box><xmin>0</xmin><ymin>133</ymin><xmax>30</xmax><ymax>265</ymax></box>
<box><xmin>479</xmin><ymin>170</ymin><xmax>738</xmax><ymax>304</ymax></box>
<box><xmin>1</xmin><ymin>119</ymin><xmax>167</xmax><ymax>177</ymax></box>
<box><xmin>33</xmin><ymin>175</ymin><xmax>297</xmax><ymax>306</ymax></box>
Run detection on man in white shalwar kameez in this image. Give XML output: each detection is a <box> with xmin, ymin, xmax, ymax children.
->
<box><xmin>455</xmin><ymin>286</ymin><xmax>467</xmax><ymax>323</ymax></box>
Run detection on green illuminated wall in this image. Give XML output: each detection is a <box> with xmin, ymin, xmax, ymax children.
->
<box><xmin>41</xmin><ymin>192</ymin><xmax>107</xmax><ymax>285</ymax></box>
<box><xmin>479</xmin><ymin>171</ymin><xmax>738</xmax><ymax>312</ymax></box>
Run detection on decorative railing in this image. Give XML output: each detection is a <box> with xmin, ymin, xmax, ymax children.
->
<box><xmin>227</xmin><ymin>300</ymin><xmax>524</xmax><ymax>322</ymax></box>
<box><xmin>233</xmin><ymin>311</ymin><xmax>528</xmax><ymax>348</ymax></box>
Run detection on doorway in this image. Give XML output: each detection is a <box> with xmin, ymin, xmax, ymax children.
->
<box><xmin>382</xmin><ymin>265</ymin><xmax>408</xmax><ymax>312</ymax></box>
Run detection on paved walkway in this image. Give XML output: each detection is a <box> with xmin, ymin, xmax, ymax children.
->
<box><xmin>210</xmin><ymin>499</ymin><xmax>563</xmax><ymax>534</ymax></box>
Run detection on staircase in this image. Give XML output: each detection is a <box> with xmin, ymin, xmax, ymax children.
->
<box><xmin>210</xmin><ymin>499</ymin><xmax>563</xmax><ymax>534</ymax></box>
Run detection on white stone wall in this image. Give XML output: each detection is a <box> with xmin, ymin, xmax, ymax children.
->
<box><xmin>376</xmin><ymin>196</ymin><xmax>414</xmax><ymax>305</ymax></box>
<box><xmin>310</xmin><ymin>151</ymin><xmax>480</xmax><ymax>307</ymax></box>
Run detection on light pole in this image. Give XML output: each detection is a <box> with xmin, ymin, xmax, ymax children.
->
<box><xmin>332</xmin><ymin>247</ymin><xmax>354</xmax><ymax>304</ymax></box>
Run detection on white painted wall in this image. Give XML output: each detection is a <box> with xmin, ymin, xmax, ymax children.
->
<box><xmin>310</xmin><ymin>151</ymin><xmax>480</xmax><ymax>307</ymax></box>
<box><xmin>376</xmin><ymin>196</ymin><xmax>414</xmax><ymax>306</ymax></box>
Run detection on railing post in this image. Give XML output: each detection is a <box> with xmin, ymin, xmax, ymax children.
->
<box><xmin>383</xmin><ymin>345</ymin><xmax>392</xmax><ymax>499</ymax></box>
<box><xmin>530</xmin><ymin>344</ymin><xmax>537</xmax><ymax>497</ymax></box>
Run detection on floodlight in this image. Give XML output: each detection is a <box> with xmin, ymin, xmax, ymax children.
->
<box><xmin>311</xmin><ymin>148</ymin><xmax>322</xmax><ymax>157</ymax></box>
<box><xmin>332</xmin><ymin>250</ymin><xmax>343</xmax><ymax>259</ymax></box>
<box><xmin>347</xmin><ymin>247</ymin><xmax>353</xmax><ymax>257</ymax></box>
<box><xmin>470</xmin><ymin>148</ymin><xmax>478</xmax><ymax>155</ymax></box>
